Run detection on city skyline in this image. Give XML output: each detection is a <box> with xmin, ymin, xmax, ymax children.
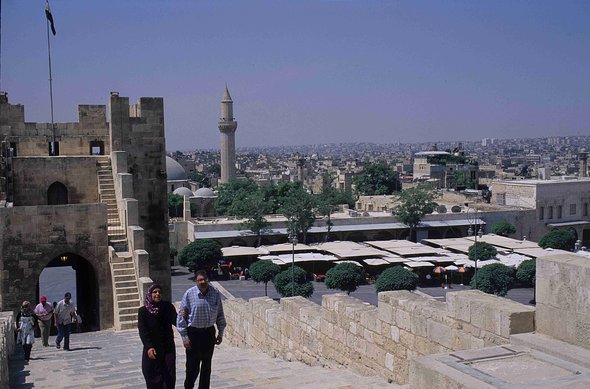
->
<box><xmin>3</xmin><ymin>1</ymin><xmax>590</xmax><ymax>150</ymax></box>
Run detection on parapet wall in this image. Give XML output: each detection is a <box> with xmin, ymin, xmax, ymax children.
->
<box><xmin>224</xmin><ymin>290</ymin><xmax>534</xmax><ymax>385</ymax></box>
<box><xmin>0</xmin><ymin>312</ymin><xmax>15</xmax><ymax>388</ymax></box>
<box><xmin>536</xmin><ymin>253</ymin><xmax>590</xmax><ymax>349</ymax></box>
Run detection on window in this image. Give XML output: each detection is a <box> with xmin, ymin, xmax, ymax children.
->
<box><xmin>496</xmin><ymin>193</ymin><xmax>506</xmax><ymax>205</ymax></box>
<box><xmin>9</xmin><ymin>142</ymin><xmax>17</xmax><ymax>157</ymax></box>
<box><xmin>89</xmin><ymin>141</ymin><xmax>104</xmax><ymax>155</ymax></box>
<box><xmin>47</xmin><ymin>182</ymin><xmax>68</xmax><ymax>205</ymax></box>
<box><xmin>584</xmin><ymin>203</ymin><xmax>588</xmax><ymax>217</ymax></box>
<box><xmin>557</xmin><ymin>206</ymin><xmax>562</xmax><ymax>219</ymax></box>
<box><xmin>48</xmin><ymin>141</ymin><xmax>59</xmax><ymax>156</ymax></box>
<box><xmin>570</xmin><ymin>204</ymin><xmax>577</xmax><ymax>216</ymax></box>
<box><xmin>539</xmin><ymin>207</ymin><xmax>544</xmax><ymax>220</ymax></box>
<box><xmin>548</xmin><ymin>206</ymin><xmax>553</xmax><ymax>219</ymax></box>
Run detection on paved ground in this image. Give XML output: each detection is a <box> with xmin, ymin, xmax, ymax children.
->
<box><xmin>9</xmin><ymin>330</ymin><xmax>397</xmax><ymax>388</ymax></box>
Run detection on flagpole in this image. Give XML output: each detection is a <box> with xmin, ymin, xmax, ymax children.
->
<box><xmin>46</xmin><ymin>8</ymin><xmax>56</xmax><ymax>156</ymax></box>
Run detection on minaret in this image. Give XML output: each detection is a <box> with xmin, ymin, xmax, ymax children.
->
<box><xmin>218</xmin><ymin>85</ymin><xmax>238</xmax><ymax>184</ymax></box>
<box><xmin>579</xmin><ymin>148</ymin><xmax>588</xmax><ymax>178</ymax></box>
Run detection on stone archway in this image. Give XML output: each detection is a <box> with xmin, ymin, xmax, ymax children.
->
<box><xmin>47</xmin><ymin>181</ymin><xmax>68</xmax><ymax>205</ymax></box>
<box><xmin>40</xmin><ymin>252</ymin><xmax>101</xmax><ymax>332</ymax></box>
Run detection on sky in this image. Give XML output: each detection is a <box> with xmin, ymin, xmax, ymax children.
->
<box><xmin>2</xmin><ymin>1</ymin><xmax>590</xmax><ymax>151</ymax></box>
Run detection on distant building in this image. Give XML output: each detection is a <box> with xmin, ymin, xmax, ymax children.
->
<box><xmin>413</xmin><ymin>151</ymin><xmax>479</xmax><ymax>189</ymax></box>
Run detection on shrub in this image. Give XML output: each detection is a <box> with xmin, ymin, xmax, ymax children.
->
<box><xmin>375</xmin><ymin>266</ymin><xmax>419</xmax><ymax>293</ymax></box>
<box><xmin>538</xmin><ymin>230</ymin><xmax>577</xmax><ymax>251</ymax></box>
<box><xmin>516</xmin><ymin>259</ymin><xmax>536</xmax><ymax>287</ymax></box>
<box><xmin>491</xmin><ymin>220</ymin><xmax>516</xmax><ymax>236</ymax></box>
<box><xmin>273</xmin><ymin>266</ymin><xmax>313</xmax><ymax>298</ymax></box>
<box><xmin>177</xmin><ymin>239</ymin><xmax>222</xmax><ymax>273</ymax></box>
<box><xmin>470</xmin><ymin>263</ymin><xmax>515</xmax><ymax>296</ymax></box>
<box><xmin>250</xmin><ymin>260</ymin><xmax>281</xmax><ymax>296</ymax></box>
<box><xmin>468</xmin><ymin>242</ymin><xmax>497</xmax><ymax>261</ymax></box>
<box><xmin>325</xmin><ymin>263</ymin><xmax>364</xmax><ymax>294</ymax></box>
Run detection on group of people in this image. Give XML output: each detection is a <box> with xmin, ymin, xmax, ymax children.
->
<box><xmin>138</xmin><ymin>270</ymin><xmax>226</xmax><ymax>389</ymax></box>
<box><xmin>16</xmin><ymin>292</ymin><xmax>79</xmax><ymax>362</ymax></box>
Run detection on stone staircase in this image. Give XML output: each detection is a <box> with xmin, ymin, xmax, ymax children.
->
<box><xmin>111</xmin><ymin>251</ymin><xmax>141</xmax><ymax>330</ymax></box>
<box><xmin>97</xmin><ymin>157</ymin><xmax>141</xmax><ymax>330</ymax></box>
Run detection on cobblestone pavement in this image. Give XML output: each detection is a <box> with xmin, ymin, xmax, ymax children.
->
<box><xmin>9</xmin><ymin>329</ymin><xmax>398</xmax><ymax>389</ymax></box>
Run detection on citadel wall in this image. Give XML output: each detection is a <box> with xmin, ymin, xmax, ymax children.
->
<box><xmin>224</xmin><ymin>289</ymin><xmax>534</xmax><ymax>384</ymax></box>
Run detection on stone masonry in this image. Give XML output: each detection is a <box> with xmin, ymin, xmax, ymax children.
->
<box><xmin>223</xmin><ymin>289</ymin><xmax>534</xmax><ymax>385</ymax></box>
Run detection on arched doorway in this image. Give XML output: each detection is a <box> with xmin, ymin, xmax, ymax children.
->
<box><xmin>38</xmin><ymin>252</ymin><xmax>100</xmax><ymax>332</ymax></box>
<box><xmin>47</xmin><ymin>182</ymin><xmax>68</xmax><ymax>205</ymax></box>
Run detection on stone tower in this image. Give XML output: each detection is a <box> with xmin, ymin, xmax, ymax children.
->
<box><xmin>218</xmin><ymin>85</ymin><xmax>238</xmax><ymax>184</ymax></box>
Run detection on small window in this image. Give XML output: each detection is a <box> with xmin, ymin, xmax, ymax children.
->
<box><xmin>557</xmin><ymin>206</ymin><xmax>562</xmax><ymax>219</ymax></box>
<box><xmin>496</xmin><ymin>193</ymin><xmax>506</xmax><ymax>206</ymax></box>
<box><xmin>8</xmin><ymin>142</ymin><xmax>17</xmax><ymax>157</ymax></box>
<box><xmin>539</xmin><ymin>207</ymin><xmax>544</xmax><ymax>220</ymax></box>
<box><xmin>548</xmin><ymin>206</ymin><xmax>553</xmax><ymax>219</ymax></box>
<box><xmin>570</xmin><ymin>204</ymin><xmax>576</xmax><ymax>216</ymax></box>
<box><xmin>49</xmin><ymin>141</ymin><xmax>59</xmax><ymax>156</ymax></box>
<box><xmin>90</xmin><ymin>141</ymin><xmax>104</xmax><ymax>155</ymax></box>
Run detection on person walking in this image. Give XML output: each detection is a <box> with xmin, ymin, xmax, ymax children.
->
<box><xmin>33</xmin><ymin>295</ymin><xmax>53</xmax><ymax>347</ymax></box>
<box><xmin>138</xmin><ymin>284</ymin><xmax>178</xmax><ymax>389</ymax></box>
<box><xmin>16</xmin><ymin>301</ymin><xmax>36</xmax><ymax>362</ymax></box>
<box><xmin>54</xmin><ymin>292</ymin><xmax>76</xmax><ymax>351</ymax></box>
<box><xmin>177</xmin><ymin>270</ymin><xmax>226</xmax><ymax>389</ymax></box>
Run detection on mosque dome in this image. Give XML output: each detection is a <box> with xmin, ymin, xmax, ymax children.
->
<box><xmin>166</xmin><ymin>156</ymin><xmax>188</xmax><ymax>181</ymax></box>
<box><xmin>194</xmin><ymin>187</ymin><xmax>216</xmax><ymax>198</ymax></box>
<box><xmin>172</xmin><ymin>187</ymin><xmax>193</xmax><ymax>197</ymax></box>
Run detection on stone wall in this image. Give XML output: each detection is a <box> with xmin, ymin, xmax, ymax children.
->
<box><xmin>224</xmin><ymin>290</ymin><xmax>534</xmax><ymax>385</ymax></box>
<box><xmin>0</xmin><ymin>312</ymin><xmax>14</xmax><ymax>389</ymax></box>
<box><xmin>0</xmin><ymin>204</ymin><xmax>112</xmax><ymax>329</ymax></box>
<box><xmin>536</xmin><ymin>253</ymin><xmax>590</xmax><ymax>349</ymax></box>
<box><xmin>11</xmin><ymin>156</ymin><xmax>100</xmax><ymax>206</ymax></box>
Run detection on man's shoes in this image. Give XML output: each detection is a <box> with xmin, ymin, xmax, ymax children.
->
<box><xmin>56</xmin><ymin>344</ymin><xmax>60</xmax><ymax>349</ymax></box>
<box><xmin>63</xmin><ymin>348</ymin><xmax>70</xmax><ymax>351</ymax></box>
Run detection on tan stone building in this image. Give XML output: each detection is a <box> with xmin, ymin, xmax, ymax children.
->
<box><xmin>0</xmin><ymin>92</ymin><xmax>170</xmax><ymax>330</ymax></box>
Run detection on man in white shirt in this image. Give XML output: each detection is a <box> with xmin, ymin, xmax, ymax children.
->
<box><xmin>54</xmin><ymin>292</ymin><xmax>76</xmax><ymax>351</ymax></box>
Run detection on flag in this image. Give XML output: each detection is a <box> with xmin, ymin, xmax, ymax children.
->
<box><xmin>45</xmin><ymin>0</ymin><xmax>56</xmax><ymax>36</ymax></box>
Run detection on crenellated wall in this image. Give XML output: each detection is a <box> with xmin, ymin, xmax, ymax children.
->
<box><xmin>224</xmin><ymin>290</ymin><xmax>535</xmax><ymax>385</ymax></box>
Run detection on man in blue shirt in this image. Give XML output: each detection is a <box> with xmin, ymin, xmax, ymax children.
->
<box><xmin>177</xmin><ymin>270</ymin><xmax>226</xmax><ymax>389</ymax></box>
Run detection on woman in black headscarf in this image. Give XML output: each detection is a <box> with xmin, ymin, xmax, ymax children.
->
<box><xmin>138</xmin><ymin>284</ymin><xmax>178</xmax><ymax>389</ymax></box>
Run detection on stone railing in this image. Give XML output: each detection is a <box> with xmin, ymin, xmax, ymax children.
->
<box><xmin>0</xmin><ymin>312</ymin><xmax>15</xmax><ymax>388</ymax></box>
<box><xmin>224</xmin><ymin>290</ymin><xmax>534</xmax><ymax>385</ymax></box>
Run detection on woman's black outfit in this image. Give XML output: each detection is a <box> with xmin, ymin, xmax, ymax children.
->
<box><xmin>138</xmin><ymin>302</ymin><xmax>178</xmax><ymax>389</ymax></box>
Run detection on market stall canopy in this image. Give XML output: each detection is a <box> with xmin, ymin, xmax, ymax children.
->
<box><xmin>258</xmin><ymin>252</ymin><xmax>338</xmax><ymax>265</ymax></box>
<box><xmin>222</xmin><ymin>246</ymin><xmax>268</xmax><ymax>257</ymax></box>
<box><xmin>404</xmin><ymin>261</ymin><xmax>435</xmax><ymax>268</ymax></box>
<box><xmin>311</xmin><ymin>241</ymin><xmax>391</xmax><ymax>259</ymax></box>
<box><xmin>257</xmin><ymin>242</ymin><xmax>312</xmax><ymax>254</ymax></box>
<box><xmin>464</xmin><ymin>234</ymin><xmax>539</xmax><ymax>250</ymax></box>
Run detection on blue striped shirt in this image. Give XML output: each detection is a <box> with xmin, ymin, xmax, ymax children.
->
<box><xmin>177</xmin><ymin>284</ymin><xmax>226</xmax><ymax>341</ymax></box>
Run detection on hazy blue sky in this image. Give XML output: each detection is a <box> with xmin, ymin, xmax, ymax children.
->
<box><xmin>3</xmin><ymin>1</ymin><xmax>590</xmax><ymax>150</ymax></box>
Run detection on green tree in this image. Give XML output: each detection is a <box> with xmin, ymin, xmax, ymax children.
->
<box><xmin>353</xmin><ymin>162</ymin><xmax>402</xmax><ymax>195</ymax></box>
<box><xmin>516</xmin><ymin>259</ymin><xmax>536</xmax><ymax>287</ymax></box>
<box><xmin>228</xmin><ymin>190</ymin><xmax>272</xmax><ymax>246</ymax></box>
<box><xmin>168</xmin><ymin>193</ymin><xmax>184</xmax><ymax>218</ymax></box>
<box><xmin>188</xmin><ymin>171</ymin><xmax>210</xmax><ymax>188</ymax></box>
<box><xmin>392</xmin><ymin>186</ymin><xmax>440</xmax><ymax>241</ymax></box>
<box><xmin>470</xmin><ymin>263</ymin><xmax>515</xmax><ymax>296</ymax></box>
<box><xmin>538</xmin><ymin>229</ymin><xmax>577</xmax><ymax>251</ymax></box>
<box><xmin>325</xmin><ymin>262</ymin><xmax>364</xmax><ymax>294</ymax></box>
<box><xmin>273</xmin><ymin>266</ymin><xmax>314</xmax><ymax>298</ymax></box>
<box><xmin>468</xmin><ymin>242</ymin><xmax>497</xmax><ymax>261</ymax></box>
<box><xmin>250</xmin><ymin>260</ymin><xmax>281</xmax><ymax>296</ymax></box>
<box><xmin>491</xmin><ymin>220</ymin><xmax>516</xmax><ymax>237</ymax></box>
<box><xmin>280</xmin><ymin>185</ymin><xmax>316</xmax><ymax>243</ymax></box>
<box><xmin>375</xmin><ymin>266</ymin><xmax>419</xmax><ymax>292</ymax></box>
<box><xmin>177</xmin><ymin>239</ymin><xmax>222</xmax><ymax>273</ymax></box>
<box><xmin>214</xmin><ymin>179</ymin><xmax>258</xmax><ymax>216</ymax></box>
<box><xmin>450</xmin><ymin>171</ymin><xmax>476</xmax><ymax>189</ymax></box>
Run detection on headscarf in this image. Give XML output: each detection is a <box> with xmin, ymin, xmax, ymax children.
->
<box><xmin>144</xmin><ymin>284</ymin><xmax>162</xmax><ymax>315</ymax></box>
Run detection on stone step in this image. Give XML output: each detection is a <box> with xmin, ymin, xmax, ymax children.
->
<box><xmin>113</xmin><ymin>268</ymin><xmax>135</xmax><ymax>277</ymax></box>
<box><xmin>114</xmin><ymin>274</ymin><xmax>135</xmax><ymax>282</ymax></box>
<box><xmin>115</xmin><ymin>286</ymin><xmax>138</xmax><ymax>295</ymax></box>
<box><xmin>120</xmin><ymin>319</ymin><xmax>138</xmax><ymax>331</ymax></box>
<box><xmin>114</xmin><ymin>280</ymin><xmax>136</xmax><ymax>288</ymax></box>
<box><xmin>118</xmin><ymin>299</ymin><xmax>141</xmax><ymax>309</ymax></box>
<box><xmin>117</xmin><ymin>292</ymin><xmax>140</xmax><ymax>301</ymax></box>
<box><xmin>112</xmin><ymin>262</ymin><xmax>134</xmax><ymax>270</ymax></box>
<box><xmin>118</xmin><ymin>306</ymin><xmax>141</xmax><ymax>315</ymax></box>
<box><xmin>112</xmin><ymin>251</ymin><xmax>132</xmax><ymax>260</ymax></box>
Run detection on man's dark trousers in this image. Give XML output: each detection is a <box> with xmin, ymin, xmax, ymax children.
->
<box><xmin>184</xmin><ymin>326</ymin><xmax>216</xmax><ymax>389</ymax></box>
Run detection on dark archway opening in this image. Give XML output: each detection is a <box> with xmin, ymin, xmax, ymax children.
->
<box><xmin>47</xmin><ymin>182</ymin><xmax>68</xmax><ymax>205</ymax></box>
<box><xmin>39</xmin><ymin>253</ymin><xmax>100</xmax><ymax>332</ymax></box>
